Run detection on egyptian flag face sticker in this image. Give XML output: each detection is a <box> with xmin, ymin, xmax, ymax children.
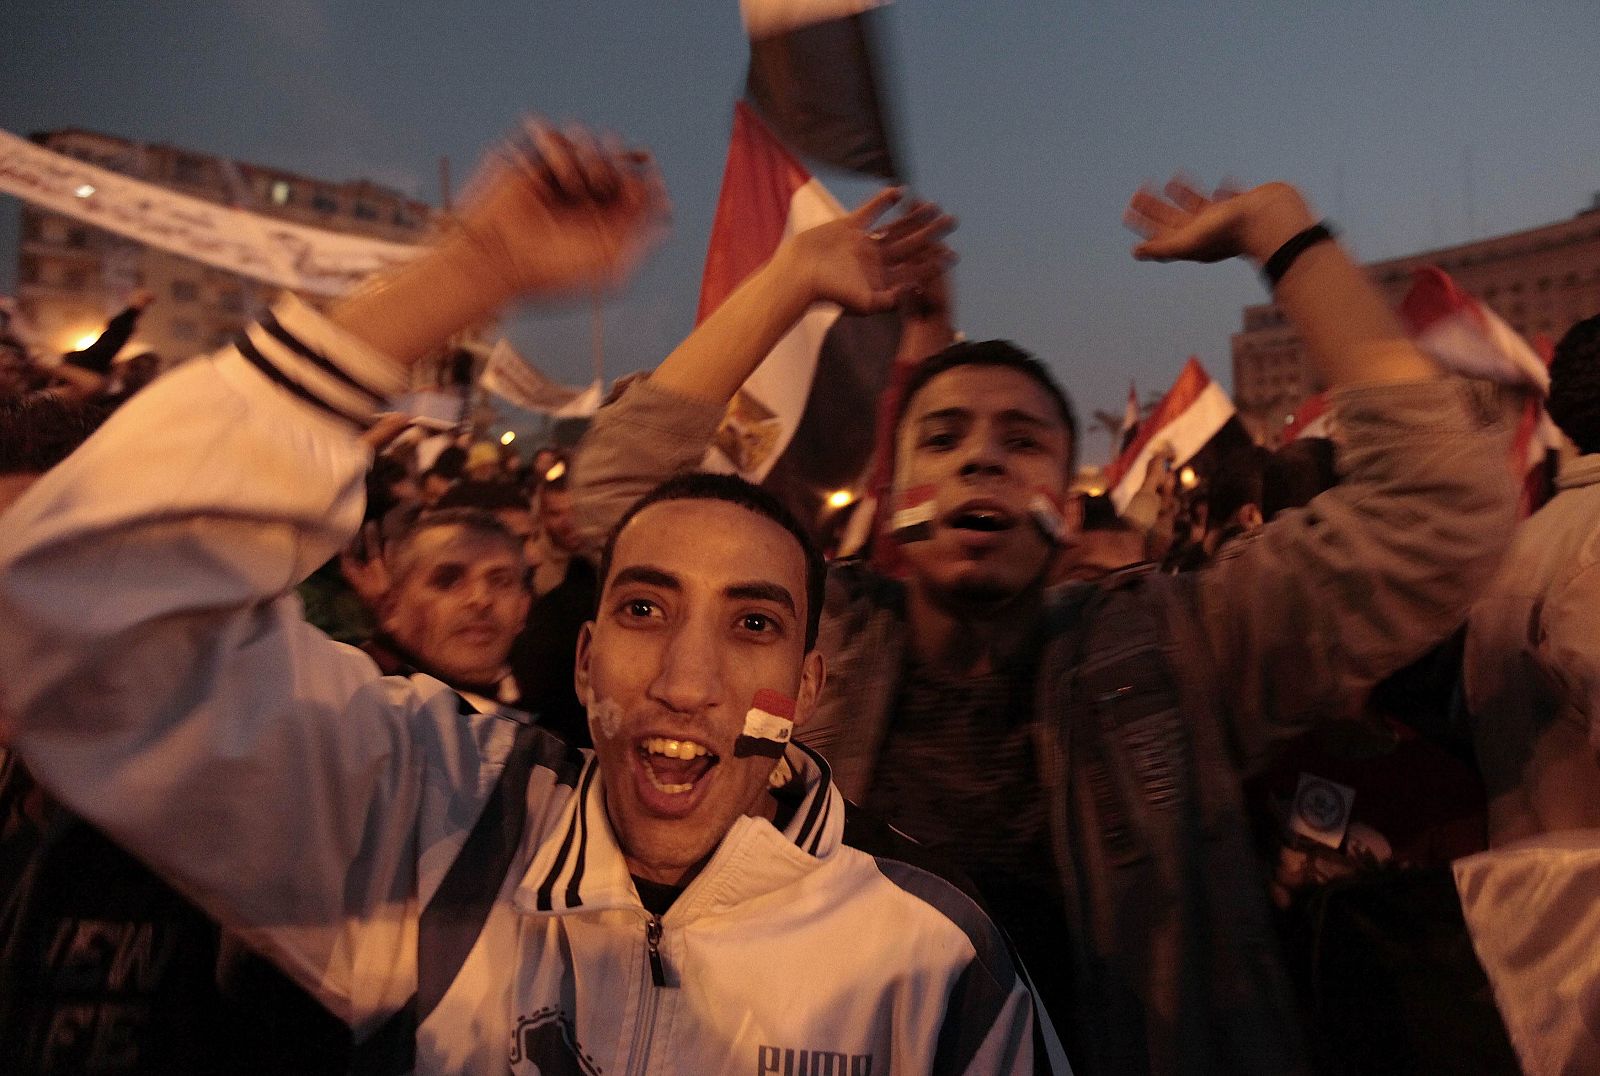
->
<box><xmin>1028</xmin><ymin>487</ymin><xmax>1070</xmax><ymax>546</ymax></box>
<box><xmin>889</xmin><ymin>484</ymin><xmax>937</xmax><ymax>543</ymax></box>
<box><xmin>735</xmin><ymin>689</ymin><xmax>796</xmax><ymax>759</ymax></box>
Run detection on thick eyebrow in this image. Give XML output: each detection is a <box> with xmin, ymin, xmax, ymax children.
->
<box><xmin>608</xmin><ymin>565</ymin><xmax>681</xmax><ymax>593</ymax></box>
<box><xmin>725</xmin><ymin>581</ymin><xmax>797</xmax><ymax>616</ymax></box>
<box><xmin>918</xmin><ymin>406</ymin><xmax>1056</xmax><ymax>430</ymax></box>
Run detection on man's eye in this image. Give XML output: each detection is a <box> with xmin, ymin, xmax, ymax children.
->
<box><xmin>1007</xmin><ymin>435</ymin><xmax>1043</xmax><ymax>452</ymax></box>
<box><xmin>920</xmin><ymin>430</ymin><xmax>958</xmax><ymax>450</ymax></box>
<box><xmin>738</xmin><ymin>612</ymin><xmax>781</xmax><ymax>636</ymax></box>
<box><xmin>623</xmin><ymin>599</ymin><xmax>660</xmax><ymax>619</ymax></box>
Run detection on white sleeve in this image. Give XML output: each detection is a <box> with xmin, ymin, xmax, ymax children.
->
<box><xmin>0</xmin><ymin>295</ymin><xmax>511</xmax><ymax>1035</ymax></box>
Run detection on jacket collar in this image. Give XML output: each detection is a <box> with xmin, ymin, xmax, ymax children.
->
<box><xmin>513</xmin><ymin>742</ymin><xmax>844</xmax><ymax>922</ymax></box>
<box><xmin>1556</xmin><ymin>453</ymin><xmax>1600</xmax><ymax>491</ymax></box>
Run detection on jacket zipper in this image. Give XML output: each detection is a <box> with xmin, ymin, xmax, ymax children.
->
<box><xmin>625</xmin><ymin>914</ymin><xmax>667</xmax><ymax>1076</ymax></box>
<box><xmin>645</xmin><ymin>915</ymin><xmax>667</xmax><ymax>986</ymax></box>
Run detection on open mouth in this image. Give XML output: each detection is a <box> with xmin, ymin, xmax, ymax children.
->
<box><xmin>947</xmin><ymin>506</ymin><xmax>1016</xmax><ymax>533</ymax></box>
<box><xmin>636</xmin><ymin>737</ymin><xmax>720</xmax><ymax>795</ymax></box>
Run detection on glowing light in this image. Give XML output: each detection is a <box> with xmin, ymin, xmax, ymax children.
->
<box><xmin>71</xmin><ymin>333</ymin><xmax>100</xmax><ymax>352</ymax></box>
<box><xmin>74</xmin><ymin>184</ymin><xmax>96</xmax><ymax>198</ymax></box>
<box><xmin>499</xmin><ymin>431</ymin><xmax>516</xmax><ymax>445</ymax></box>
<box><xmin>1179</xmin><ymin>466</ymin><xmax>1198</xmax><ymax>489</ymax></box>
<box><xmin>1284</xmin><ymin>414</ymin><xmax>1296</xmax><ymax>425</ymax></box>
<box><xmin>826</xmin><ymin>489</ymin><xmax>854</xmax><ymax>510</ymax></box>
<box><xmin>1085</xmin><ymin>486</ymin><xmax>1105</xmax><ymax>497</ymax></box>
<box><xmin>544</xmin><ymin>460</ymin><xmax>567</xmax><ymax>482</ymax></box>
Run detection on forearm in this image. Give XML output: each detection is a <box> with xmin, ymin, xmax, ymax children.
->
<box><xmin>330</xmin><ymin>238</ymin><xmax>513</xmax><ymax>368</ymax></box>
<box><xmin>651</xmin><ymin>244</ymin><xmax>817</xmax><ymax>403</ymax></box>
<box><xmin>1241</xmin><ymin>186</ymin><xmax>1438</xmax><ymax>387</ymax></box>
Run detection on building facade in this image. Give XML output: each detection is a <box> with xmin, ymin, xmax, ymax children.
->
<box><xmin>1233</xmin><ymin>197</ymin><xmax>1600</xmax><ymax>442</ymax></box>
<box><xmin>13</xmin><ymin>128</ymin><xmax>433</xmax><ymax>367</ymax></box>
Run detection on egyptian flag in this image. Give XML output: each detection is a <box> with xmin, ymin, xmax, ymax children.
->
<box><xmin>742</xmin><ymin>0</ymin><xmax>901</xmax><ymax>180</ymax></box>
<box><xmin>1283</xmin><ymin>392</ymin><xmax>1331</xmax><ymax>441</ymax></box>
<box><xmin>698</xmin><ymin>101</ymin><xmax>900</xmax><ymax>532</ymax></box>
<box><xmin>1399</xmin><ymin>266</ymin><xmax>1559</xmax><ymax>515</ymax></box>
<box><xmin>1104</xmin><ymin>357</ymin><xmax>1236</xmax><ymax>512</ymax></box>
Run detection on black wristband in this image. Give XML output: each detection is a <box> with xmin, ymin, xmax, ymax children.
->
<box><xmin>1261</xmin><ymin>221</ymin><xmax>1336</xmax><ymax>289</ymax></box>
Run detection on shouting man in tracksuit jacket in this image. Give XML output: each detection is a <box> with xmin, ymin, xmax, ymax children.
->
<box><xmin>0</xmin><ymin>128</ymin><xmax>1066</xmax><ymax>1074</ymax></box>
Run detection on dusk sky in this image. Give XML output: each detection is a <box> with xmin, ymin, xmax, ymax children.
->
<box><xmin>4</xmin><ymin>2</ymin><xmax>1597</xmax><ymax>461</ymax></box>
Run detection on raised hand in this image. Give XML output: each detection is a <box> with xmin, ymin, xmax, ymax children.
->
<box><xmin>1124</xmin><ymin>176</ymin><xmax>1314</xmax><ymax>266</ymax></box>
<box><xmin>786</xmin><ymin>190</ymin><xmax>957</xmax><ymax>314</ymax></box>
<box><xmin>449</xmin><ymin>121</ymin><xmax>670</xmax><ymax>300</ymax></box>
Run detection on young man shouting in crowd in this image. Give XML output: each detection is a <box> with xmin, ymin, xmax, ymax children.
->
<box><xmin>0</xmin><ymin>127</ymin><xmax>1063</xmax><ymax>1074</ymax></box>
<box><xmin>570</xmin><ymin>179</ymin><xmax>1517</xmax><ymax>1073</ymax></box>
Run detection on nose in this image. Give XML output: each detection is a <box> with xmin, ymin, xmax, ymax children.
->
<box><xmin>958</xmin><ymin>427</ymin><xmax>1007</xmax><ymax>480</ymax></box>
<box><xmin>647</xmin><ymin>615</ymin><xmax>723</xmax><ymax>715</ymax></box>
<box><xmin>463</xmin><ymin>575</ymin><xmax>496</xmax><ymax>612</ymax></box>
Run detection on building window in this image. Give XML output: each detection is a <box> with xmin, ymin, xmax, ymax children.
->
<box><xmin>311</xmin><ymin>190</ymin><xmax>338</xmax><ymax>213</ymax></box>
<box><xmin>217</xmin><ymin>290</ymin><xmax>245</xmax><ymax>314</ymax></box>
<box><xmin>352</xmin><ymin>201</ymin><xmax>379</xmax><ymax>221</ymax></box>
<box><xmin>65</xmin><ymin>227</ymin><xmax>89</xmax><ymax>249</ymax></box>
<box><xmin>172</xmin><ymin>319</ymin><xmax>199</xmax><ymax>340</ymax></box>
<box><xmin>172</xmin><ymin>280</ymin><xmax>200</xmax><ymax>302</ymax></box>
<box><xmin>271</xmin><ymin>180</ymin><xmax>291</xmax><ymax>206</ymax></box>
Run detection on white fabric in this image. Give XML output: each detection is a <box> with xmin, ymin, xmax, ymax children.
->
<box><xmin>0</xmin><ymin>301</ymin><xmax>1063</xmax><ymax>1074</ymax></box>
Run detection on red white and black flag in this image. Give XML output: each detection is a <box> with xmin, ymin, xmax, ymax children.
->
<box><xmin>697</xmin><ymin>102</ymin><xmax>900</xmax><ymax>528</ymax></box>
<box><xmin>741</xmin><ymin>0</ymin><xmax>902</xmax><ymax>180</ymax></box>
<box><xmin>1104</xmin><ymin>357</ymin><xmax>1237</xmax><ymax>511</ymax></box>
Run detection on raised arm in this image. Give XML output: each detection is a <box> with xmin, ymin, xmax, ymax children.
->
<box><xmin>571</xmin><ymin>193</ymin><xmax>954</xmax><ymax>544</ymax></box>
<box><xmin>0</xmin><ymin>124</ymin><xmax>664</xmax><ymax>1032</ymax></box>
<box><xmin>1127</xmin><ymin>177</ymin><xmax>1515</xmax><ymax>768</ymax></box>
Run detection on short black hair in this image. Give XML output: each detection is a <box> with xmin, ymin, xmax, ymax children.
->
<box><xmin>1547</xmin><ymin>313</ymin><xmax>1600</xmax><ymax>455</ymax></box>
<box><xmin>598</xmin><ymin>472</ymin><xmax>826</xmax><ymax>652</ymax></box>
<box><xmin>0</xmin><ymin>393</ymin><xmax>113</xmax><ymax>476</ymax></box>
<box><xmin>434</xmin><ymin>480</ymin><xmax>529</xmax><ymax>514</ymax></box>
<box><xmin>894</xmin><ymin>340</ymin><xmax>1079</xmax><ymax>472</ymax></box>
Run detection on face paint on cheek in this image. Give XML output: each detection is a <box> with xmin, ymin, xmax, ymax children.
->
<box><xmin>733</xmin><ymin>689</ymin><xmax>795</xmax><ymax>760</ymax></box>
<box><xmin>889</xmin><ymin>484</ymin><xmax>937</xmax><ymax>544</ymax></box>
<box><xmin>588</xmin><ymin>697</ymin><xmax>624</xmax><ymax>741</ymax></box>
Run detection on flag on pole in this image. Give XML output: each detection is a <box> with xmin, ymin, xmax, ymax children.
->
<box><xmin>697</xmin><ymin>101</ymin><xmax>898</xmax><ymax>494</ymax></box>
<box><xmin>1104</xmin><ymin>357</ymin><xmax>1236</xmax><ymax>511</ymax></box>
<box><xmin>1399</xmin><ymin>266</ymin><xmax>1549</xmax><ymax>393</ymax></box>
<box><xmin>741</xmin><ymin>0</ymin><xmax>901</xmax><ymax>180</ymax></box>
<box><xmin>1400</xmin><ymin>266</ymin><xmax>1559</xmax><ymax>515</ymax></box>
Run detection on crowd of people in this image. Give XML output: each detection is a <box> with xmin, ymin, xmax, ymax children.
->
<box><xmin>1</xmin><ymin>121</ymin><xmax>1596</xmax><ymax>1076</ymax></box>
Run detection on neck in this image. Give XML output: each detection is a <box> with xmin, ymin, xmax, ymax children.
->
<box><xmin>906</xmin><ymin>579</ymin><xmax>1043</xmax><ymax>675</ymax></box>
<box><xmin>618</xmin><ymin>786</ymin><xmax>780</xmax><ymax>889</ymax></box>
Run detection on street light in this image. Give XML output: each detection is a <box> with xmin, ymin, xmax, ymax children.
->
<box><xmin>71</xmin><ymin>333</ymin><xmax>100</xmax><ymax>352</ymax></box>
<box><xmin>1179</xmin><ymin>466</ymin><xmax>1198</xmax><ymax>490</ymax></box>
<box><xmin>74</xmin><ymin>184</ymin><xmax>95</xmax><ymax>199</ymax></box>
<box><xmin>826</xmin><ymin>489</ymin><xmax>854</xmax><ymax>510</ymax></box>
<box><xmin>499</xmin><ymin>431</ymin><xmax>516</xmax><ymax>446</ymax></box>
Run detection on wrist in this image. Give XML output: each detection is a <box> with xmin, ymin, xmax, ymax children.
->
<box><xmin>1237</xmin><ymin>183</ymin><xmax>1319</xmax><ymax>265</ymax></box>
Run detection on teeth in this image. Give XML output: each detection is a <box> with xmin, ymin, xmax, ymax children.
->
<box><xmin>642</xmin><ymin>768</ymin><xmax>694</xmax><ymax>795</ymax></box>
<box><xmin>641</xmin><ymin>737</ymin><xmax>710</xmax><ymax>759</ymax></box>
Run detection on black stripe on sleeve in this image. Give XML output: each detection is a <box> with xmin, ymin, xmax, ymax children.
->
<box><xmin>563</xmin><ymin>765</ymin><xmax>594</xmax><ymax>909</ymax></box>
<box><xmin>261</xmin><ymin>310</ymin><xmax>389</xmax><ymax>406</ymax></box>
<box><xmin>235</xmin><ymin>332</ymin><xmax>369</xmax><ymax>429</ymax></box>
<box><xmin>535</xmin><ymin>762</ymin><xmax>594</xmax><ymax>911</ymax></box>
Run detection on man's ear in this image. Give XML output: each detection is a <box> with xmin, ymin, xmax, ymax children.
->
<box><xmin>573</xmin><ymin>621</ymin><xmax>595</xmax><ymax>707</ymax></box>
<box><xmin>790</xmin><ymin>650</ymin><xmax>827</xmax><ymax>734</ymax></box>
<box><xmin>1238</xmin><ymin>503</ymin><xmax>1265</xmax><ymax>532</ymax></box>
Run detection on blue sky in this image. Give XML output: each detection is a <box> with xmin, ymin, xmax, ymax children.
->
<box><xmin>4</xmin><ymin>1</ymin><xmax>1597</xmax><ymax>460</ymax></box>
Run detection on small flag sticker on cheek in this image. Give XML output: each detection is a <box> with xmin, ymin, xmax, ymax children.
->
<box><xmin>1028</xmin><ymin>490</ymin><xmax>1069</xmax><ymax>545</ymax></box>
<box><xmin>734</xmin><ymin>689</ymin><xmax>795</xmax><ymax>759</ymax></box>
<box><xmin>890</xmin><ymin>484</ymin><xmax>937</xmax><ymax>544</ymax></box>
